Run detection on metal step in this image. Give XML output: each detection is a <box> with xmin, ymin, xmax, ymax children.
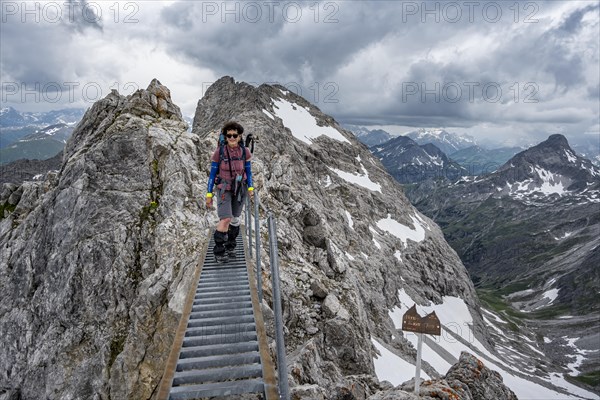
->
<box><xmin>196</xmin><ymin>279</ymin><xmax>249</xmax><ymax>289</ymax></box>
<box><xmin>184</xmin><ymin>322</ymin><xmax>256</xmax><ymax>337</ymax></box>
<box><xmin>191</xmin><ymin>300</ymin><xmax>252</xmax><ymax>313</ymax></box>
<box><xmin>169</xmin><ymin>378</ymin><xmax>265</xmax><ymax>399</ymax></box>
<box><xmin>200</xmin><ymin>271</ymin><xmax>248</xmax><ymax>284</ymax></box>
<box><xmin>172</xmin><ymin>364</ymin><xmax>263</xmax><ymax>386</ymax></box>
<box><xmin>196</xmin><ymin>284</ymin><xmax>249</xmax><ymax>295</ymax></box>
<box><xmin>195</xmin><ymin>289</ymin><xmax>250</xmax><ymax>300</ymax></box>
<box><xmin>192</xmin><ymin>294</ymin><xmax>252</xmax><ymax>306</ymax></box>
<box><xmin>176</xmin><ymin>351</ymin><xmax>261</xmax><ymax>371</ymax></box>
<box><xmin>200</xmin><ymin>270</ymin><xmax>248</xmax><ymax>278</ymax></box>
<box><xmin>189</xmin><ymin>307</ymin><xmax>253</xmax><ymax>320</ymax></box>
<box><xmin>187</xmin><ymin>314</ymin><xmax>255</xmax><ymax>329</ymax></box>
<box><xmin>178</xmin><ymin>341</ymin><xmax>260</xmax><ymax>359</ymax></box>
<box><xmin>182</xmin><ymin>330</ymin><xmax>257</xmax><ymax>347</ymax></box>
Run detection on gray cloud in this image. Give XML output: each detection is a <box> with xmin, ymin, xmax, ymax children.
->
<box><xmin>0</xmin><ymin>0</ymin><xmax>597</xmax><ymax>148</ymax></box>
<box><xmin>556</xmin><ymin>3</ymin><xmax>599</xmax><ymax>35</ymax></box>
<box><xmin>0</xmin><ymin>0</ymin><xmax>103</xmax><ymax>87</ymax></box>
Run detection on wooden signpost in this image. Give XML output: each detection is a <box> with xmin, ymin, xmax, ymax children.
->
<box><xmin>401</xmin><ymin>304</ymin><xmax>441</xmax><ymax>395</ymax></box>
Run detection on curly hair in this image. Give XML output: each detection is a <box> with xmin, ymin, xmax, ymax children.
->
<box><xmin>222</xmin><ymin>121</ymin><xmax>244</xmax><ymax>135</ymax></box>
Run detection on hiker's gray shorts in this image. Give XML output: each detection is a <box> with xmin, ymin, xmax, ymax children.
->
<box><xmin>217</xmin><ymin>190</ymin><xmax>245</xmax><ymax>220</ymax></box>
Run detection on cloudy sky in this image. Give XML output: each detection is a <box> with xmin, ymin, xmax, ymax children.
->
<box><xmin>1</xmin><ymin>0</ymin><xmax>599</xmax><ymax>147</ymax></box>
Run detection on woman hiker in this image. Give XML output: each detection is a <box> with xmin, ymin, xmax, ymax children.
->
<box><xmin>205</xmin><ymin>121</ymin><xmax>254</xmax><ymax>263</ymax></box>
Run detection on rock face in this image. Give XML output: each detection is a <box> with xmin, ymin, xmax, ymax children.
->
<box><xmin>0</xmin><ymin>79</ymin><xmax>207</xmax><ymax>399</ymax></box>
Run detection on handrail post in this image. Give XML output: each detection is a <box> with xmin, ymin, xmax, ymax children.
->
<box><xmin>254</xmin><ymin>192</ymin><xmax>263</xmax><ymax>303</ymax></box>
<box><xmin>246</xmin><ymin>195</ymin><xmax>253</xmax><ymax>257</ymax></box>
<box><xmin>267</xmin><ymin>211</ymin><xmax>289</xmax><ymax>399</ymax></box>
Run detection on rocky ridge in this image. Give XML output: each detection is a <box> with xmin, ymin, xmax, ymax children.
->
<box><xmin>0</xmin><ymin>77</ymin><xmax>591</xmax><ymax>399</ymax></box>
<box><xmin>192</xmin><ymin>76</ymin><xmax>484</xmax><ymax>394</ymax></box>
<box><xmin>1</xmin><ymin>79</ymin><xmax>207</xmax><ymax>399</ymax></box>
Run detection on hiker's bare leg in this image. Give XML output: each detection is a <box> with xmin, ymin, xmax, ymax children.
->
<box><xmin>217</xmin><ymin>217</ymin><xmax>231</xmax><ymax>232</ymax></box>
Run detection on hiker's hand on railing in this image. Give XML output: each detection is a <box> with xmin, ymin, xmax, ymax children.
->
<box><xmin>205</xmin><ymin>193</ymin><xmax>213</xmax><ymax>208</ymax></box>
<box><xmin>248</xmin><ymin>187</ymin><xmax>254</xmax><ymax>198</ymax></box>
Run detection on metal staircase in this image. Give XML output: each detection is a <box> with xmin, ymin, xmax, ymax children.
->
<box><xmin>157</xmin><ymin>233</ymin><xmax>279</xmax><ymax>399</ymax></box>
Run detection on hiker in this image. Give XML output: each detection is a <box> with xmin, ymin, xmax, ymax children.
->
<box><xmin>206</xmin><ymin>121</ymin><xmax>254</xmax><ymax>263</ymax></box>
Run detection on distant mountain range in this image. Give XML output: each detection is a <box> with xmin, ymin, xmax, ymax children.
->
<box><xmin>342</xmin><ymin>124</ymin><xmax>392</xmax><ymax>146</ymax></box>
<box><xmin>0</xmin><ymin>106</ymin><xmax>84</xmax><ymax>129</ymax></box>
<box><xmin>370</xmin><ymin>135</ymin><xmax>466</xmax><ymax>183</ymax></box>
<box><xmin>0</xmin><ymin>123</ymin><xmax>75</xmax><ymax>164</ymax></box>
<box><xmin>0</xmin><ymin>107</ymin><xmax>84</xmax><ymax>164</ymax></box>
<box><xmin>450</xmin><ymin>145</ymin><xmax>523</xmax><ymax>175</ymax></box>
<box><xmin>404</xmin><ymin>128</ymin><xmax>477</xmax><ymax>155</ymax></box>
<box><xmin>404</xmin><ymin>134</ymin><xmax>600</xmax><ymax>380</ymax></box>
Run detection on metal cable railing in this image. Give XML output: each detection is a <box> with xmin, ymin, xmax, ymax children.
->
<box><xmin>245</xmin><ymin>192</ymin><xmax>289</xmax><ymax>399</ymax></box>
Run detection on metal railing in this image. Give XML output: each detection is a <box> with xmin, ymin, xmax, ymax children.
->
<box><xmin>245</xmin><ymin>192</ymin><xmax>290</xmax><ymax>399</ymax></box>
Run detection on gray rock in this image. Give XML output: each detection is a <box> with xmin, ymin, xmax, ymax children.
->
<box><xmin>445</xmin><ymin>352</ymin><xmax>518</xmax><ymax>400</ymax></box>
<box><xmin>311</xmin><ymin>279</ymin><xmax>328</xmax><ymax>299</ymax></box>
<box><xmin>0</xmin><ymin>79</ymin><xmax>203</xmax><ymax>399</ymax></box>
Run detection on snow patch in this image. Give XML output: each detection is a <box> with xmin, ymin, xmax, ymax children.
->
<box><xmin>272</xmin><ymin>98</ymin><xmax>350</xmax><ymax>145</ymax></box>
<box><xmin>329</xmin><ymin>164</ymin><xmax>382</xmax><ymax>193</ymax></box>
<box><xmin>394</xmin><ymin>250</ymin><xmax>403</xmax><ymax>263</ymax></box>
<box><xmin>345</xmin><ymin>210</ymin><xmax>354</xmax><ymax>229</ymax></box>
<box><xmin>565</xmin><ymin>150</ymin><xmax>577</xmax><ymax>163</ymax></box>
<box><xmin>262</xmin><ymin>109</ymin><xmax>275</xmax><ymax>120</ymax></box>
<box><xmin>542</xmin><ymin>288</ymin><xmax>559</xmax><ymax>304</ymax></box>
<box><xmin>372</xmin><ymin>338</ymin><xmax>430</xmax><ymax>385</ymax></box>
<box><xmin>376</xmin><ymin>214</ymin><xmax>426</xmax><ymax>247</ymax></box>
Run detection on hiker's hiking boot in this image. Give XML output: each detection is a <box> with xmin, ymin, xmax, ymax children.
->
<box><xmin>225</xmin><ymin>224</ymin><xmax>239</xmax><ymax>259</ymax></box>
<box><xmin>213</xmin><ymin>230</ymin><xmax>228</xmax><ymax>263</ymax></box>
<box><xmin>227</xmin><ymin>248</ymin><xmax>236</xmax><ymax>259</ymax></box>
<box><xmin>215</xmin><ymin>253</ymin><xmax>229</xmax><ymax>263</ymax></box>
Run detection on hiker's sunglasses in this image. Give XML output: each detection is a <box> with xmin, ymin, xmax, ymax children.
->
<box><xmin>226</xmin><ymin>134</ymin><xmax>239</xmax><ymax>139</ymax></box>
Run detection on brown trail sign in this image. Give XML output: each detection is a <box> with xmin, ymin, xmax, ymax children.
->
<box><xmin>401</xmin><ymin>305</ymin><xmax>441</xmax><ymax>336</ymax></box>
<box><xmin>401</xmin><ymin>304</ymin><xmax>441</xmax><ymax>395</ymax></box>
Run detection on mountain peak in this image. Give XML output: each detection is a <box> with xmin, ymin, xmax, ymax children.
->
<box><xmin>540</xmin><ymin>134</ymin><xmax>571</xmax><ymax>151</ymax></box>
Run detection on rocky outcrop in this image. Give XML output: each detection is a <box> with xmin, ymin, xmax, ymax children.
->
<box><xmin>368</xmin><ymin>352</ymin><xmax>517</xmax><ymax>400</ymax></box>
<box><xmin>0</xmin><ymin>79</ymin><xmax>207</xmax><ymax>399</ymax></box>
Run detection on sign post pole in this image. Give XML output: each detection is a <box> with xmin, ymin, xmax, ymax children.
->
<box><xmin>414</xmin><ymin>332</ymin><xmax>423</xmax><ymax>395</ymax></box>
<box><xmin>401</xmin><ymin>304</ymin><xmax>441</xmax><ymax>395</ymax></box>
